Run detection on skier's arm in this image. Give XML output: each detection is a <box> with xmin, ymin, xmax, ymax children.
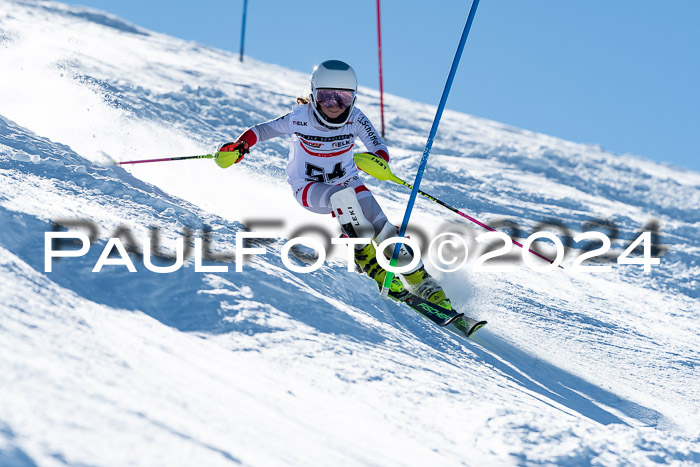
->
<box><xmin>355</xmin><ymin>113</ymin><xmax>389</xmax><ymax>162</ymax></box>
<box><xmin>244</xmin><ymin>111</ymin><xmax>293</xmax><ymax>147</ymax></box>
<box><xmin>216</xmin><ymin>113</ymin><xmax>293</xmax><ymax>167</ymax></box>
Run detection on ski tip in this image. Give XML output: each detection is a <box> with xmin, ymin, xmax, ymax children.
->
<box><xmin>467</xmin><ymin>320</ymin><xmax>487</xmax><ymax>337</ymax></box>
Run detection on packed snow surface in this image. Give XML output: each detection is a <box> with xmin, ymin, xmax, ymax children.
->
<box><xmin>1</xmin><ymin>1</ymin><xmax>698</xmax><ymax>465</ymax></box>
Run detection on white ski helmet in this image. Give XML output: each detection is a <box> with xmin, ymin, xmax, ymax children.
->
<box><xmin>309</xmin><ymin>60</ymin><xmax>357</xmax><ymax>128</ymax></box>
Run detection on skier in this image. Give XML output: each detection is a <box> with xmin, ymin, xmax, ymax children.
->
<box><xmin>215</xmin><ymin>59</ymin><xmax>452</xmax><ymax>310</ymax></box>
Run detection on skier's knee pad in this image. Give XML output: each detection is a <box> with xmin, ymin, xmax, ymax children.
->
<box><xmin>374</xmin><ymin>221</ymin><xmax>423</xmax><ymax>273</ymax></box>
<box><xmin>330</xmin><ymin>187</ymin><xmax>375</xmax><ymax>239</ymax></box>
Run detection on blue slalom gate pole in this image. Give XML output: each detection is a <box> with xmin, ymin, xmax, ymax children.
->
<box><xmin>381</xmin><ymin>0</ymin><xmax>481</xmax><ymax>296</ymax></box>
<box><xmin>239</xmin><ymin>0</ymin><xmax>248</xmax><ymax>62</ymax></box>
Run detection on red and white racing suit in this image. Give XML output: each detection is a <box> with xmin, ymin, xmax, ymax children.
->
<box><xmin>237</xmin><ymin>103</ymin><xmax>390</xmax><ymax>234</ymax></box>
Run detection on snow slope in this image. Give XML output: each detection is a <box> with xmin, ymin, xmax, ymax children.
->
<box><xmin>1</xmin><ymin>1</ymin><xmax>699</xmax><ymax>465</ymax></box>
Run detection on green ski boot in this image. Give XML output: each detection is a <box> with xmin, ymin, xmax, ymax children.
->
<box><xmin>402</xmin><ymin>265</ymin><xmax>453</xmax><ymax>310</ymax></box>
<box><xmin>354</xmin><ymin>242</ymin><xmax>409</xmax><ymax>299</ymax></box>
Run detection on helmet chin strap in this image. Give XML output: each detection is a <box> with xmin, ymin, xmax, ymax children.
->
<box><xmin>320</xmin><ymin>106</ymin><xmax>350</xmax><ymax>124</ymax></box>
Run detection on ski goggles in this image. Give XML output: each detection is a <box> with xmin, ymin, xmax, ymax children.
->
<box><xmin>315</xmin><ymin>89</ymin><xmax>355</xmax><ymax>109</ymax></box>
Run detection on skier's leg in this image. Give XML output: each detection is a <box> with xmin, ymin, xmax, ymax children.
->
<box><xmin>374</xmin><ymin>221</ymin><xmax>452</xmax><ymax>310</ymax></box>
<box><xmin>294</xmin><ymin>180</ymin><xmax>425</xmax><ymax>299</ymax></box>
<box><xmin>373</xmin><ymin>221</ymin><xmax>420</xmax><ymax>272</ymax></box>
<box><xmin>293</xmin><ymin>182</ymin><xmax>338</xmax><ymax>215</ymax></box>
<box><xmin>328</xmin><ymin>187</ymin><xmax>406</xmax><ymax>295</ymax></box>
<box><xmin>293</xmin><ymin>179</ymin><xmax>387</xmax><ymax>233</ymax></box>
<box><xmin>327</xmin><ymin>185</ymin><xmax>375</xmax><ymax>239</ymax></box>
<box><xmin>323</xmin><ymin>181</ymin><xmax>451</xmax><ymax>307</ymax></box>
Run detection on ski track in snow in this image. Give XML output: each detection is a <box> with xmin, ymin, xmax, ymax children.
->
<box><xmin>1</xmin><ymin>1</ymin><xmax>699</xmax><ymax>465</ymax></box>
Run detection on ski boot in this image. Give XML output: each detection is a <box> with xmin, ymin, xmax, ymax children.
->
<box><xmin>402</xmin><ymin>265</ymin><xmax>453</xmax><ymax>310</ymax></box>
<box><xmin>354</xmin><ymin>242</ymin><xmax>409</xmax><ymax>300</ymax></box>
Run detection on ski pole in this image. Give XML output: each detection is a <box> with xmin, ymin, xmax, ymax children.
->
<box><xmin>115</xmin><ymin>154</ymin><xmax>214</xmax><ymax>165</ymax></box>
<box><xmin>354</xmin><ymin>153</ymin><xmax>562</xmax><ymax>268</ymax></box>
